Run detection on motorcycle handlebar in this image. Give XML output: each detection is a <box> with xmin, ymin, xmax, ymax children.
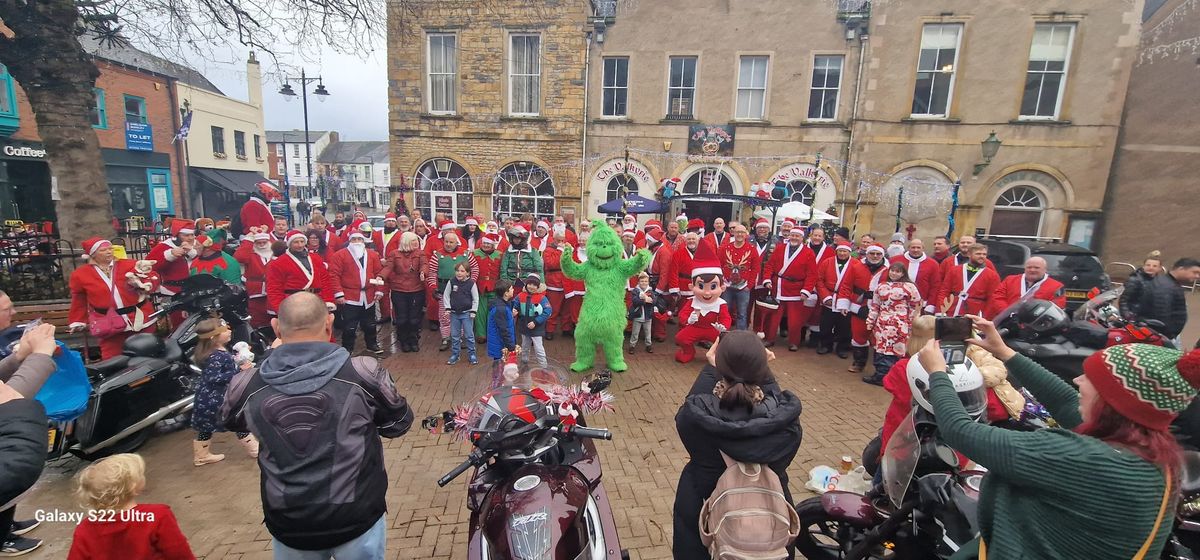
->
<box><xmin>569</xmin><ymin>426</ymin><xmax>612</xmax><ymax>440</ymax></box>
<box><xmin>437</xmin><ymin>458</ymin><xmax>474</xmax><ymax>487</ymax></box>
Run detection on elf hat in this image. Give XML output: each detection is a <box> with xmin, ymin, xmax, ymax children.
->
<box><xmin>81</xmin><ymin>237</ymin><xmax>112</xmax><ymax>259</ymax></box>
<box><xmin>1083</xmin><ymin>344</ymin><xmax>1200</xmax><ymax>431</ymax></box>
<box><xmin>482</xmin><ymin>233</ymin><xmax>500</xmax><ymax>246</ymax></box>
<box><xmin>201</xmin><ymin>228</ymin><xmax>227</xmax><ymax>248</ymax></box>
<box><xmin>286</xmin><ymin>230</ymin><xmax>307</xmax><ymax>244</ymax></box>
<box><xmin>691</xmin><ymin>239</ymin><xmax>723</xmax><ymax>278</ymax></box>
<box><xmin>170</xmin><ymin>218</ymin><xmax>196</xmax><ymax>237</ymax></box>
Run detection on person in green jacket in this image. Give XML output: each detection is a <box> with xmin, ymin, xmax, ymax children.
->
<box><xmin>189</xmin><ymin>228</ymin><xmax>243</xmax><ymax>286</ymax></box>
<box><xmin>500</xmin><ymin>225</ymin><xmax>543</xmax><ymax>284</ymax></box>
<box><xmin>914</xmin><ymin>315</ymin><xmax>1200</xmax><ymax>560</ymax></box>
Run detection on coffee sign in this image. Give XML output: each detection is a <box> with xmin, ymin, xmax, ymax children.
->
<box><xmin>2</xmin><ymin>145</ymin><xmax>46</xmax><ymax>159</ymax></box>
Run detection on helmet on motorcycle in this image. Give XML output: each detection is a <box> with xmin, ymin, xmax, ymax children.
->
<box><xmin>473</xmin><ymin>388</ymin><xmax>548</xmax><ymax>450</ymax></box>
<box><xmin>1017</xmin><ymin>299</ymin><xmax>1069</xmax><ymax>336</ymax></box>
<box><xmin>123</xmin><ymin>333</ymin><xmax>165</xmax><ymax>359</ymax></box>
<box><xmin>906</xmin><ymin>356</ymin><xmax>988</xmax><ymax>420</ymax></box>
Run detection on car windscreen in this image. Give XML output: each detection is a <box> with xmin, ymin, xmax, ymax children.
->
<box><xmin>1040</xmin><ymin>253</ymin><xmax>1104</xmax><ymax>276</ymax></box>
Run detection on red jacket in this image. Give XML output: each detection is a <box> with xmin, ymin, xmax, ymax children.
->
<box><xmin>680</xmin><ymin>297</ymin><xmax>733</xmax><ymax>332</ymax></box>
<box><xmin>935</xmin><ymin>263</ymin><xmax>1002</xmax><ymax>317</ymax></box>
<box><xmin>891</xmin><ymin>253</ymin><xmax>942</xmax><ymax>312</ymax></box>
<box><xmin>563</xmin><ymin>244</ymin><xmax>587</xmax><ymax>298</ymax></box>
<box><xmin>265</xmin><ymin>251</ymin><xmax>335</xmax><ymax>312</ymax></box>
<box><xmin>763</xmin><ymin>242</ymin><xmax>818</xmax><ymax>301</ymax></box>
<box><xmin>383</xmin><ymin>249</ymin><xmax>426</xmax><ymax>293</ymax></box>
<box><xmin>647</xmin><ymin>243</ymin><xmax>673</xmax><ymax>294</ymax></box>
<box><xmin>240</xmin><ymin>196</ymin><xmax>274</xmax><ymax>235</ymax></box>
<box><xmin>543</xmin><ymin>246</ymin><xmax>566</xmax><ymax>291</ymax></box>
<box><xmin>702</xmin><ymin>231</ymin><xmax>732</xmax><ymax>253</ymax></box>
<box><xmin>147</xmin><ymin>239</ymin><xmax>193</xmax><ymax>296</ymax></box>
<box><xmin>68</xmin><ymin>260</ymin><xmax>161</xmax><ymax>329</ymax></box>
<box><xmin>988</xmin><ymin>273</ymin><xmax>1066</xmax><ymax>319</ymax></box>
<box><xmin>837</xmin><ymin>260</ymin><xmax>888</xmax><ymax>314</ymax></box>
<box><xmin>669</xmin><ymin>246</ymin><xmax>698</xmax><ymax>295</ymax></box>
<box><xmin>718</xmin><ymin>242</ymin><xmax>761</xmax><ymax>290</ymax></box>
<box><xmin>939</xmin><ymin>252</ymin><xmax>995</xmax><ymax>282</ymax></box>
<box><xmin>473</xmin><ymin>248</ymin><xmax>504</xmax><ymax>293</ymax></box>
<box><xmin>233</xmin><ymin>241</ymin><xmax>272</xmax><ymax>299</ymax></box>
<box><xmin>67</xmin><ymin>503</ymin><xmax>195</xmax><ymax>560</ymax></box>
<box><xmin>816</xmin><ymin>256</ymin><xmax>858</xmax><ymax>308</ymax></box>
<box><xmin>371</xmin><ymin>229</ymin><xmax>403</xmax><ymax>257</ymax></box>
<box><xmin>328</xmin><ymin>247</ymin><xmax>385</xmax><ymax>306</ymax></box>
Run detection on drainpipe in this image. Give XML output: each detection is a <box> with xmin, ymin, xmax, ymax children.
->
<box><xmin>167</xmin><ymin>76</ymin><xmax>190</xmax><ymax>220</ymax></box>
<box><xmin>839</xmin><ymin>28</ymin><xmax>868</xmax><ymax>219</ymax></box>
<box><xmin>580</xmin><ymin>31</ymin><xmax>593</xmax><ymax>218</ymax></box>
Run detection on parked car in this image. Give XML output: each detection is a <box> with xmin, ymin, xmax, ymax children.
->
<box><xmin>367</xmin><ymin>215</ymin><xmax>387</xmax><ymax>230</ymax></box>
<box><xmin>978</xmin><ymin>238</ymin><xmax>1111</xmax><ymax>313</ymax></box>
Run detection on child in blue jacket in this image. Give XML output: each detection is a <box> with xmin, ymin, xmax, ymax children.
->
<box><xmin>487</xmin><ymin>280</ymin><xmax>517</xmax><ymax>382</ymax></box>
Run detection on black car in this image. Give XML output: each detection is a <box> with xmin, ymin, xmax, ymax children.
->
<box><xmin>978</xmin><ymin>238</ymin><xmax>1111</xmax><ymax>313</ymax></box>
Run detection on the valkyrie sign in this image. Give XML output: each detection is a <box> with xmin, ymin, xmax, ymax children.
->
<box><xmin>769</xmin><ymin>163</ymin><xmax>836</xmax><ymax>194</ymax></box>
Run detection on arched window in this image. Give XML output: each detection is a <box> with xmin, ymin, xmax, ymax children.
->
<box><xmin>681</xmin><ymin>167</ymin><xmax>735</xmax><ymax>195</ymax></box>
<box><xmin>414</xmin><ymin>158</ymin><xmax>473</xmax><ymax>223</ymax></box>
<box><xmin>774</xmin><ymin>180</ymin><xmax>815</xmax><ymax>206</ymax></box>
<box><xmin>493</xmin><ymin>162</ymin><xmax>555</xmax><ymax>221</ymax></box>
<box><xmin>990</xmin><ymin>186</ymin><xmax>1044</xmax><ymax>237</ymax></box>
<box><xmin>605</xmin><ymin>173</ymin><xmax>638</xmax><ymax>202</ymax></box>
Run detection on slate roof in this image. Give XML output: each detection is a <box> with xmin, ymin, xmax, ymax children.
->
<box><xmin>266</xmin><ymin>130</ymin><xmax>331</xmax><ymax>144</ymax></box>
<box><xmin>316</xmin><ymin>141</ymin><xmax>388</xmax><ymax>164</ymax></box>
<box><xmin>80</xmin><ymin>35</ymin><xmax>223</xmax><ymax>94</ymax></box>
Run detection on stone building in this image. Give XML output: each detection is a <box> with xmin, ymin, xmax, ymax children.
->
<box><xmin>387</xmin><ymin>0</ymin><xmax>591</xmax><ymax>225</ymax></box>
<box><xmin>1099</xmin><ymin>0</ymin><xmax>1200</xmax><ymax>266</ymax></box>
<box><xmin>584</xmin><ymin>0</ymin><xmax>1141</xmax><ymax>246</ymax></box>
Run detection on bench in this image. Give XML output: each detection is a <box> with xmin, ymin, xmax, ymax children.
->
<box><xmin>13</xmin><ymin>299</ymin><xmax>94</xmax><ymax>359</ymax></box>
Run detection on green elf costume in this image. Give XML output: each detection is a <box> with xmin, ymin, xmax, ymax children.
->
<box><xmin>190</xmin><ymin>228</ymin><xmax>243</xmax><ymax>285</ymax></box>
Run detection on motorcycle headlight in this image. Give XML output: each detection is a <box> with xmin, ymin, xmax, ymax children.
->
<box><xmin>1181</xmin><ymin>495</ymin><xmax>1200</xmax><ymax>518</ymax></box>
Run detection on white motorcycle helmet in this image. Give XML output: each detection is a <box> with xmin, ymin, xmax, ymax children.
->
<box><xmin>906</xmin><ymin>355</ymin><xmax>988</xmax><ymax>420</ymax></box>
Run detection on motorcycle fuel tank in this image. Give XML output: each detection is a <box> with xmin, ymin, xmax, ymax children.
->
<box><xmin>478</xmin><ymin>463</ymin><xmax>597</xmax><ymax>560</ymax></box>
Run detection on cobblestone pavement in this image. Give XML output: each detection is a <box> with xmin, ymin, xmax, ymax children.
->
<box><xmin>19</xmin><ymin>326</ymin><xmax>892</xmax><ymax>559</ymax></box>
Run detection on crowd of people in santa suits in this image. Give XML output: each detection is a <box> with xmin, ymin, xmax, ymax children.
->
<box><xmin>65</xmin><ymin>188</ymin><xmax>1068</xmax><ymax>377</ymax></box>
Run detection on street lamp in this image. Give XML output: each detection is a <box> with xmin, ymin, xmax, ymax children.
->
<box><xmin>973</xmin><ymin>131</ymin><xmax>1002</xmax><ymax>176</ymax></box>
<box><xmin>278</xmin><ymin>69</ymin><xmax>331</xmax><ymax>213</ymax></box>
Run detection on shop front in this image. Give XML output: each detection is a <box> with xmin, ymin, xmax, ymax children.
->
<box><xmin>101</xmin><ymin>148</ymin><xmax>175</xmax><ymax>226</ymax></box>
<box><xmin>0</xmin><ymin>139</ymin><xmax>54</xmax><ymax>224</ymax></box>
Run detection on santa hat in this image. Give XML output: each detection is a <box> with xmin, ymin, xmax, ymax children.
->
<box><xmin>790</xmin><ymin>227</ymin><xmax>807</xmax><ymax>235</ymax></box>
<box><xmin>686</xmin><ymin>218</ymin><xmax>705</xmax><ymax>232</ymax></box>
<box><xmin>348</xmin><ymin>231</ymin><xmax>366</xmax><ymax>241</ymax></box>
<box><xmin>170</xmin><ymin>218</ymin><xmax>196</xmax><ymax>237</ymax></box>
<box><xmin>286</xmin><ymin>230</ymin><xmax>307</xmax><ymax>244</ymax></box>
<box><xmin>510</xmin><ymin>224</ymin><xmax>529</xmax><ymax>236</ymax></box>
<box><xmin>646</xmin><ymin>229</ymin><xmax>664</xmax><ymax>244</ymax></box>
<box><xmin>644</xmin><ymin>219</ymin><xmax>663</xmax><ymax>233</ymax></box>
<box><xmin>252</xmin><ymin>231</ymin><xmax>272</xmax><ymax>242</ymax></box>
<box><xmin>465</xmin><ymin>217</ymin><xmax>479</xmax><ymax>227</ymax></box>
<box><xmin>754</xmin><ymin>217</ymin><xmax>770</xmax><ymax>229</ymax></box>
<box><xmin>439</xmin><ymin>220</ymin><xmax>456</xmax><ymax>232</ymax></box>
<box><xmin>835</xmin><ymin>243</ymin><xmax>854</xmax><ymax>252</ymax></box>
<box><xmin>384</xmin><ymin>212</ymin><xmax>397</xmax><ymax>222</ymax></box>
<box><xmin>690</xmin><ymin>239</ymin><xmax>723</xmax><ymax>278</ymax></box>
<box><xmin>865</xmin><ymin>244</ymin><xmax>886</xmax><ymax>255</ymax></box>
<box><xmin>536</xmin><ymin>219</ymin><xmax>550</xmax><ymax>231</ymax></box>
<box><xmin>482</xmin><ymin>233</ymin><xmax>501</xmax><ymax>246</ymax></box>
<box><xmin>1082</xmin><ymin>345</ymin><xmax>1200</xmax><ymax>431</ymax></box>
<box><xmin>81</xmin><ymin>237</ymin><xmax>112</xmax><ymax>260</ymax></box>
<box><xmin>353</xmin><ymin>210</ymin><xmax>367</xmax><ymax>219</ymax></box>
<box><xmin>621</xmin><ymin>229</ymin><xmax>636</xmax><ymax>239</ymax></box>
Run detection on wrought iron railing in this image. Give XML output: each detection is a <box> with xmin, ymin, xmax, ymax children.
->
<box><xmin>0</xmin><ymin>231</ymin><xmax>172</xmax><ymax>302</ymax></box>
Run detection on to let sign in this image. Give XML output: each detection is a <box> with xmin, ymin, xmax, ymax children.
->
<box><xmin>125</xmin><ymin>122</ymin><xmax>154</xmax><ymax>152</ymax></box>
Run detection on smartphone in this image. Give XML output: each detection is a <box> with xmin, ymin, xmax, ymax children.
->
<box><xmin>935</xmin><ymin>317</ymin><xmax>972</xmax><ymax>365</ymax></box>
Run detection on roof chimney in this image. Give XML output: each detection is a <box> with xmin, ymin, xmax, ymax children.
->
<box><xmin>247</xmin><ymin>51</ymin><xmax>263</xmax><ymax>110</ymax></box>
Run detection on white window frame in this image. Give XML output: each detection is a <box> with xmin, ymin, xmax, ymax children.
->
<box><xmin>1019</xmin><ymin>23</ymin><xmax>1075</xmax><ymax>121</ymax></box>
<box><xmin>734</xmin><ymin>55</ymin><xmax>770</xmax><ymax>121</ymax></box>
<box><xmin>807</xmin><ymin>55</ymin><xmax>844</xmax><ymax>121</ymax></box>
<box><xmin>601</xmin><ymin>56</ymin><xmax>629</xmax><ymax>119</ymax></box>
<box><xmin>910</xmin><ymin>23</ymin><xmax>964</xmax><ymax>119</ymax></box>
<box><xmin>426</xmin><ymin>32</ymin><xmax>458</xmax><ymax>115</ymax></box>
<box><xmin>508</xmin><ymin>33</ymin><xmax>542</xmax><ymax>117</ymax></box>
<box><xmin>665</xmin><ymin>55</ymin><xmax>699</xmax><ymax>119</ymax></box>
<box><xmin>293</xmin><ymin>163</ymin><xmax>302</xmax><ymax>176</ymax></box>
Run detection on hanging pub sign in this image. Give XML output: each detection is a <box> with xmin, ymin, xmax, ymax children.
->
<box><xmin>687</xmin><ymin>125</ymin><xmax>735</xmax><ymax>157</ymax></box>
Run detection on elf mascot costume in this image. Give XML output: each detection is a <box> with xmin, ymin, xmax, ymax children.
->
<box><xmin>561</xmin><ymin>221</ymin><xmax>650</xmax><ymax>372</ymax></box>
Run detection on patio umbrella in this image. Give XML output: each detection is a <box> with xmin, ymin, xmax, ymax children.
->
<box><xmin>598</xmin><ymin>194</ymin><xmax>663</xmax><ymax>215</ymax></box>
<box><xmin>754</xmin><ymin>201</ymin><xmax>841</xmax><ymax>223</ymax></box>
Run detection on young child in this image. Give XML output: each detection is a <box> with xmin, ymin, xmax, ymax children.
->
<box><xmin>191</xmin><ymin>318</ymin><xmax>258</xmax><ymax>466</ymax></box>
<box><xmin>628</xmin><ymin>272</ymin><xmax>656</xmax><ymax>353</ymax></box>
<box><xmin>515</xmin><ymin>273</ymin><xmax>552</xmax><ymax>368</ymax></box>
<box><xmin>487</xmin><ymin>280</ymin><xmax>518</xmax><ymax>377</ymax></box>
<box><xmin>443</xmin><ymin>262</ymin><xmax>479</xmax><ymax>365</ymax></box>
<box><xmin>67</xmin><ymin>453</ymin><xmax>196</xmax><ymax>559</ymax></box>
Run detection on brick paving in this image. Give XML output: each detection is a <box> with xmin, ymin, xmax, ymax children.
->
<box><xmin>19</xmin><ymin>326</ymin><xmax>892</xmax><ymax>559</ymax></box>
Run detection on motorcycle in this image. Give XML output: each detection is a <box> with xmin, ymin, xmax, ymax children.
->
<box><xmin>30</xmin><ymin>274</ymin><xmax>265</xmax><ymax>461</ymax></box>
<box><xmin>794</xmin><ymin>407</ymin><xmax>984</xmax><ymax>560</ymax></box>
<box><xmin>425</xmin><ymin>359</ymin><xmax>628</xmax><ymax>560</ymax></box>
<box><xmin>993</xmin><ymin>287</ymin><xmax>1174</xmax><ymax>386</ymax></box>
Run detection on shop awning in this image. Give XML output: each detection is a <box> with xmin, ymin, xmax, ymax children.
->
<box><xmin>190</xmin><ymin>167</ymin><xmax>277</xmax><ymax>195</ymax></box>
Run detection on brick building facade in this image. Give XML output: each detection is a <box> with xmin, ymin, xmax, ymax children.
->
<box><xmin>388</xmin><ymin>0</ymin><xmax>590</xmax><ymax>225</ymax></box>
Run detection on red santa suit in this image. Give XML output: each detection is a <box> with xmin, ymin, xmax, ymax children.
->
<box><xmin>891</xmin><ymin>252</ymin><xmax>942</xmax><ymax>314</ymax></box>
<box><xmin>240</xmin><ymin>194</ymin><xmax>274</xmax><ymax>235</ymax></box>
<box><xmin>838</xmin><ymin>256</ymin><xmax>889</xmax><ymax>348</ymax></box>
<box><xmin>316</xmin><ymin>229</ymin><xmax>343</xmax><ymax>263</ymax></box>
<box><xmin>702</xmin><ymin>230</ymin><xmax>731</xmax><ymax>253</ymax></box>
<box><xmin>328</xmin><ymin>245</ymin><xmax>386</xmax><ymax>307</ymax></box>
<box><xmin>561</xmin><ymin>243</ymin><xmax>586</xmax><ymax>333</ymax></box>
<box><xmin>762</xmin><ymin>241</ymin><xmax>818</xmax><ymax>346</ymax></box>
<box><xmin>645</xmin><ymin>236</ymin><xmax>672</xmax><ymax>340</ymax></box>
<box><xmin>266</xmin><ymin>244</ymin><xmax>336</xmax><ymax>313</ymax></box>
<box><xmin>674</xmin><ymin>243</ymin><xmax>732</xmax><ymax>363</ymax></box>
<box><xmin>988</xmin><ymin>273</ymin><xmax>1066</xmax><ymax>319</ymax></box>
<box><xmin>803</xmin><ymin>242</ymin><xmax>836</xmax><ymax>330</ymax></box>
<box><xmin>934</xmin><ymin>262</ymin><xmax>1002</xmax><ymax>317</ymax></box>
<box><xmin>748</xmin><ymin>232</ymin><xmax>777</xmax><ymax>333</ymax></box>
<box><xmin>233</xmin><ymin>236</ymin><xmax>274</xmax><ymax>328</ymax></box>
<box><xmin>68</xmin><ymin>239</ymin><xmax>161</xmax><ymax>360</ymax></box>
<box><xmin>669</xmin><ymin>245</ymin><xmax>698</xmax><ymax>297</ymax></box>
<box><xmin>147</xmin><ymin>221</ymin><xmax>197</xmax><ymax>297</ymax></box>
<box><xmin>543</xmin><ymin>243</ymin><xmax>566</xmax><ymax>335</ymax></box>
<box><xmin>939</xmin><ymin>252</ymin><xmax>995</xmax><ymax>283</ymax></box>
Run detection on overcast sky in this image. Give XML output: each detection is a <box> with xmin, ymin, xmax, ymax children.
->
<box><xmin>177</xmin><ymin>40</ymin><xmax>389</xmax><ymax>141</ymax></box>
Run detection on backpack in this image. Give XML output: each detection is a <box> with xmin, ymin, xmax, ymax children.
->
<box><xmin>699</xmin><ymin>451</ymin><xmax>800</xmax><ymax>560</ymax></box>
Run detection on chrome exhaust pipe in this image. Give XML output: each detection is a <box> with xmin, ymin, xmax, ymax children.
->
<box><xmin>78</xmin><ymin>395</ymin><xmax>194</xmax><ymax>455</ymax></box>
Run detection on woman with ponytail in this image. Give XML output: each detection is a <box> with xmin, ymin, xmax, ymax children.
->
<box><xmin>915</xmin><ymin>315</ymin><xmax>1200</xmax><ymax>560</ymax></box>
<box><xmin>672</xmin><ymin>330</ymin><xmax>803</xmax><ymax>559</ymax></box>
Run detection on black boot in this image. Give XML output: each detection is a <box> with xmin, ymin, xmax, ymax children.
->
<box><xmin>862</xmin><ymin>373</ymin><xmax>886</xmax><ymax>386</ymax></box>
<box><xmin>836</xmin><ymin>343</ymin><xmax>849</xmax><ymax>359</ymax></box>
<box><xmin>848</xmin><ymin>347</ymin><xmax>868</xmax><ymax>373</ymax></box>
<box><xmin>816</xmin><ymin>341</ymin><xmax>832</xmax><ymax>355</ymax></box>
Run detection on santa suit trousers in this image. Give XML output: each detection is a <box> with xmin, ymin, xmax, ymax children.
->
<box><xmin>674</xmin><ymin>325</ymin><xmax>719</xmax><ymax>364</ymax></box>
<box><xmin>850</xmin><ymin>313</ymin><xmax>871</xmax><ymax>347</ymax></box>
<box><xmin>247</xmin><ymin>297</ymin><xmax>271</xmax><ymax>330</ymax></box>
<box><xmin>767</xmin><ymin>301</ymin><xmax>813</xmax><ymax>346</ymax></box>
<box><xmin>750</xmin><ymin>288</ymin><xmax>772</xmax><ymax>334</ymax></box>
<box><xmin>545</xmin><ymin>290</ymin><xmax>565</xmax><ymax>334</ymax></box>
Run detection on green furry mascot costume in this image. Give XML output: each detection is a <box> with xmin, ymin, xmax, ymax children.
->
<box><xmin>561</xmin><ymin>221</ymin><xmax>651</xmax><ymax>372</ymax></box>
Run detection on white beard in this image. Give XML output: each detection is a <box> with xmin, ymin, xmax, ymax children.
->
<box><xmin>553</xmin><ymin>224</ymin><xmax>566</xmax><ymax>235</ymax></box>
<box><xmin>254</xmin><ymin>245</ymin><xmax>273</xmax><ymax>260</ymax></box>
<box><xmin>348</xmin><ymin>242</ymin><xmax>366</xmax><ymax>260</ymax></box>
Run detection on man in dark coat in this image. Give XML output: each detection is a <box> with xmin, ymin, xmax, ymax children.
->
<box><xmin>1130</xmin><ymin>257</ymin><xmax>1200</xmax><ymax>341</ymax></box>
<box><xmin>673</xmin><ymin>334</ymin><xmax>803</xmax><ymax>559</ymax></box>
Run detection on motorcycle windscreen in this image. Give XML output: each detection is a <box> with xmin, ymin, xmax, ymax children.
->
<box><xmin>991</xmin><ymin>288</ymin><xmax>1039</xmax><ymax>331</ymax></box>
<box><xmin>443</xmin><ymin>358</ymin><xmax>598</xmax><ymax>439</ymax></box>
<box><xmin>1072</xmin><ymin>285</ymin><xmax>1122</xmax><ymax>322</ymax></box>
<box><xmin>882</xmin><ymin>408</ymin><xmax>920</xmax><ymax>509</ymax></box>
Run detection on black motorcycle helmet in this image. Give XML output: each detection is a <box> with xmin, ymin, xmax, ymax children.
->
<box><xmin>472</xmin><ymin>388</ymin><xmax>548</xmax><ymax>451</ymax></box>
<box><xmin>1017</xmin><ymin>299</ymin><xmax>1069</xmax><ymax>337</ymax></box>
<box><xmin>123</xmin><ymin>333</ymin><xmax>165</xmax><ymax>358</ymax></box>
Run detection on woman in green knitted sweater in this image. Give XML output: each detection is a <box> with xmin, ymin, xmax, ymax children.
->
<box><xmin>915</xmin><ymin>315</ymin><xmax>1200</xmax><ymax>560</ymax></box>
